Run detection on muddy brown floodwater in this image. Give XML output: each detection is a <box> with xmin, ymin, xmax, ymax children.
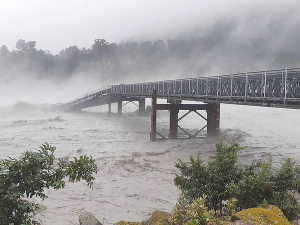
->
<box><xmin>0</xmin><ymin>103</ymin><xmax>299</xmax><ymax>224</ymax></box>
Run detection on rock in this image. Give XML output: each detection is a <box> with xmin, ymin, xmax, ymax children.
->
<box><xmin>114</xmin><ymin>211</ymin><xmax>170</xmax><ymax>225</ymax></box>
<box><xmin>234</xmin><ymin>205</ymin><xmax>290</xmax><ymax>225</ymax></box>
<box><xmin>115</xmin><ymin>222</ymin><xmax>141</xmax><ymax>225</ymax></box>
<box><xmin>79</xmin><ymin>212</ymin><xmax>102</xmax><ymax>225</ymax></box>
<box><xmin>35</xmin><ymin>204</ymin><xmax>47</xmax><ymax>213</ymax></box>
<box><xmin>208</xmin><ymin>219</ymin><xmax>253</xmax><ymax>225</ymax></box>
<box><xmin>292</xmin><ymin>220</ymin><xmax>300</xmax><ymax>225</ymax></box>
<box><xmin>230</xmin><ymin>221</ymin><xmax>254</xmax><ymax>225</ymax></box>
<box><xmin>147</xmin><ymin>210</ymin><xmax>171</xmax><ymax>224</ymax></box>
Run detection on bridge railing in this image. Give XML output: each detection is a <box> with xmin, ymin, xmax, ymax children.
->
<box><xmin>111</xmin><ymin>68</ymin><xmax>300</xmax><ymax>105</ymax></box>
<box><xmin>61</xmin><ymin>85</ymin><xmax>112</xmax><ymax>111</ymax></box>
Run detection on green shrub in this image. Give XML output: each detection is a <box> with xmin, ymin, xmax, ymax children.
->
<box><xmin>0</xmin><ymin>143</ymin><xmax>97</xmax><ymax>225</ymax></box>
<box><xmin>226</xmin><ymin>198</ymin><xmax>238</xmax><ymax>217</ymax></box>
<box><xmin>234</xmin><ymin>160</ymin><xmax>274</xmax><ymax>209</ymax></box>
<box><xmin>185</xmin><ymin>195</ymin><xmax>213</xmax><ymax>225</ymax></box>
<box><xmin>169</xmin><ymin>198</ymin><xmax>189</xmax><ymax>224</ymax></box>
<box><xmin>168</xmin><ymin>196</ymin><xmax>213</xmax><ymax>225</ymax></box>
<box><xmin>174</xmin><ymin>141</ymin><xmax>300</xmax><ymax>221</ymax></box>
<box><xmin>174</xmin><ymin>142</ymin><xmax>243</xmax><ymax>213</ymax></box>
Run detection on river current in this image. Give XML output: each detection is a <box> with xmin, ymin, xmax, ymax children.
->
<box><xmin>0</xmin><ymin>101</ymin><xmax>299</xmax><ymax>224</ymax></box>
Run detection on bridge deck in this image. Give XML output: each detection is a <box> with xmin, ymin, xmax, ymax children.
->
<box><xmin>61</xmin><ymin>67</ymin><xmax>300</xmax><ymax>111</ymax></box>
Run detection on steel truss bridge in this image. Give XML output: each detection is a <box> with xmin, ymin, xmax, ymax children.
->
<box><xmin>61</xmin><ymin>67</ymin><xmax>300</xmax><ymax>112</ymax></box>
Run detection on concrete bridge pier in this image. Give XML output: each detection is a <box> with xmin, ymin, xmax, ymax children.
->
<box><xmin>108</xmin><ymin>103</ymin><xmax>112</xmax><ymax>116</ymax></box>
<box><xmin>118</xmin><ymin>100</ymin><xmax>122</xmax><ymax>116</ymax></box>
<box><xmin>170</xmin><ymin>108</ymin><xmax>179</xmax><ymax>139</ymax></box>
<box><xmin>139</xmin><ymin>98</ymin><xmax>146</xmax><ymax>116</ymax></box>
<box><xmin>150</xmin><ymin>91</ymin><xmax>157</xmax><ymax>141</ymax></box>
<box><xmin>207</xmin><ymin>103</ymin><xmax>220</xmax><ymax>136</ymax></box>
<box><xmin>168</xmin><ymin>99</ymin><xmax>181</xmax><ymax>139</ymax></box>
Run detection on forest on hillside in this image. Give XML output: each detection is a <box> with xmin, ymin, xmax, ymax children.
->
<box><xmin>1</xmin><ymin>21</ymin><xmax>300</xmax><ymax>82</ymax></box>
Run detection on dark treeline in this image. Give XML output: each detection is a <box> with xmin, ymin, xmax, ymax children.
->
<box><xmin>0</xmin><ymin>37</ymin><xmax>221</xmax><ymax>81</ymax></box>
<box><xmin>1</xmin><ymin>20</ymin><xmax>300</xmax><ymax>83</ymax></box>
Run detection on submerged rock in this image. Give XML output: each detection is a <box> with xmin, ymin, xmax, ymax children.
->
<box><xmin>35</xmin><ymin>204</ymin><xmax>47</xmax><ymax>213</ymax></box>
<box><xmin>79</xmin><ymin>212</ymin><xmax>102</xmax><ymax>225</ymax></box>
<box><xmin>234</xmin><ymin>205</ymin><xmax>290</xmax><ymax>225</ymax></box>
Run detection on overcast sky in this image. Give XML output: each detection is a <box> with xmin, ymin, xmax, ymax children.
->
<box><xmin>0</xmin><ymin>0</ymin><xmax>297</xmax><ymax>54</ymax></box>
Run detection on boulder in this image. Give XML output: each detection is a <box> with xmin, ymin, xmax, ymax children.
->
<box><xmin>35</xmin><ymin>204</ymin><xmax>47</xmax><ymax>213</ymax></box>
<box><xmin>79</xmin><ymin>212</ymin><xmax>102</xmax><ymax>225</ymax></box>
<box><xmin>208</xmin><ymin>219</ymin><xmax>253</xmax><ymax>224</ymax></box>
<box><xmin>234</xmin><ymin>205</ymin><xmax>290</xmax><ymax>225</ymax></box>
<box><xmin>147</xmin><ymin>210</ymin><xmax>171</xmax><ymax>224</ymax></box>
<box><xmin>292</xmin><ymin>220</ymin><xmax>300</xmax><ymax>225</ymax></box>
<box><xmin>230</xmin><ymin>221</ymin><xmax>254</xmax><ymax>225</ymax></box>
<box><xmin>114</xmin><ymin>210</ymin><xmax>170</xmax><ymax>225</ymax></box>
<box><xmin>114</xmin><ymin>222</ymin><xmax>141</xmax><ymax>225</ymax></box>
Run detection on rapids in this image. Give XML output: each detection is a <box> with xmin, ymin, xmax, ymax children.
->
<box><xmin>0</xmin><ymin>101</ymin><xmax>299</xmax><ymax>224</ymax></box>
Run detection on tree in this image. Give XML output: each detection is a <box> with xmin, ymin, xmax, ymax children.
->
<box><xmin>0</xmin><ymin>45</ymin><xmax>9</xmax><ymax>55</ymax></box>
<box><xmin>174</xmin><ymin>141</ymin><xmax>300</xmax><ymax>220</ymax></box>
<box><xmin>174</xmin><ymin>142</ymin><xmax>243</xmax><ymax>212</ymax></box>
<box><xmin>16</xmin><ymin>39</ymin><xmax>37</xmax><ymax>54</ymax></box>
<box><xmin>0</xmin><ymin>143</ymin><xmax>97</xmax><ymax>224</ymax></box>
<box><xmin>91</xmin><ymin>39</ymin><xmax>109</xmax><ymax>59</ymax></box>
<box><xmin>59</xmin><ymin>45</ymin><xmax>81</xmax><ymax>74</ymax></box>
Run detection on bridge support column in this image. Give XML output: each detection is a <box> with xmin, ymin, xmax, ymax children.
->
<box><xmin>118</xmin><ymin>101</ymin><xmax>122</xmax><ymax>116</ymax></box>
<box><xmin>149</xmin><ymin>91</ymin><xmax>220</xmax><ymax>141</ymax></box>
<box><xmin>150</xmin><ymin>91</ymin><xmax>157</xmax><ymax>141</ymax></box>
<box><xmin>207</xmin><ymin>103</ymin><xmax>220</xmax><ymax>136</ymax></box>
<box><xmin>170</xmin><ymin>108</ymin><xmax>179</xmax><ymax>139</ymax></box>
<box><xmin>139</xmin><ymin>98</ymin><xmax>146</xmax><ymax>116</ymax></box>
<box><xmin>108</xmin><ymin>103</ymin><xmax>112</xmax><ymax>116</ymax></box>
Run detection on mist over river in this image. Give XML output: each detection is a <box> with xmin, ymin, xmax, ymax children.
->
<box><xmin>0</xmin><ymin>101</ymin><xmax>299</xmax><ymax>225</ymax></box>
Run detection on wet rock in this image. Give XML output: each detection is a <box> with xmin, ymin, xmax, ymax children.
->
<box><xmin>35</xmin><ymin>204</ymin><xmax>47</xmax><ymax>213</ymax></box>
<box><xmin>147</xmin><ymin>210</ymin><xmax>171</xmax><ymax>224</ymax></box>
<box><xmin>114</xmin><ymin>210</ymin><xmax>170</xmax><ymax>225</ymax></box>
<box><xmin>208</xmin><ymin>219</ymin><xmax>253</xmax><ymax>225</ymax></box>
<box><xmin>230</xmin><ymin>221</ymin><xmax>254</xmax><ymax>225</ymax></box>
<box><xmin>115</xmin><ymin>222</ymin><xmax>141</xmax><ymax>225</ymax></box>
<box><xmin>79</xmin><ymin>212</ymin><xmax>102</xmax><ymax>225</ymax></box>
<box><xmin>234</xmin><ymin>205</ymin><xmax>290</xmax><ymax>225</ymax></box>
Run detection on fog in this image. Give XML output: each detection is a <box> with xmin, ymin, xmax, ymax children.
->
<box><xmin>1</xmin><ymin>0</ymin><xmax>300</xmax><ymax>104</ymax></box>
<box><xmin>2</xmin><ymin>2</ymin><xmax>300</xmax><ymax>224</ymax></box>
<box><xmin>0</xmin><ymin>0</ymin><xmax>296</xmax><ymax>53</ymax></box>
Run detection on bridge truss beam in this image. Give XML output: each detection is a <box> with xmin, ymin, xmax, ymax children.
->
<box><xmin>150</xmin><ymin>90</ymin><xmax>220</xmax><ymax>141</ymax></box>
<box><xmin>117</xmin><ymin>97</ymin><xmax>146</xmax><ymax>117</ymax></box>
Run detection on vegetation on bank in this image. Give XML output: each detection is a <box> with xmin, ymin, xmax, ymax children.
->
<box><xmin>0</xmin><ymin>143</ymin><xmax>97</xmax><ymax>225</ymax></box>
<box><xmin>172</xmin><ymin>141</ymin><xmax>300</xmax><ymax>223</ymax></box>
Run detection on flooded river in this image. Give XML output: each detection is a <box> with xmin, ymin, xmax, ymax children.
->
<box><xmin>0</xmin><ymin>101</ymin><xmax>299</xmax><ymax>224</ymax></box>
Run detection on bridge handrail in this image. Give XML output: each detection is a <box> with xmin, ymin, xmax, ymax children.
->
<box><xmin>112</xmin><ymin>67</ymin><xmax>300</xmax><ymax>87</ymax></box>
<box><xmin>64</xmin><ymin>85</ymin><xmax>112</xmax><ymax>104</ymax></box>
<box><xmin>110</xmin><ymin>67</ymin><xmax>300</xmax><ymax>105</ymax></box>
